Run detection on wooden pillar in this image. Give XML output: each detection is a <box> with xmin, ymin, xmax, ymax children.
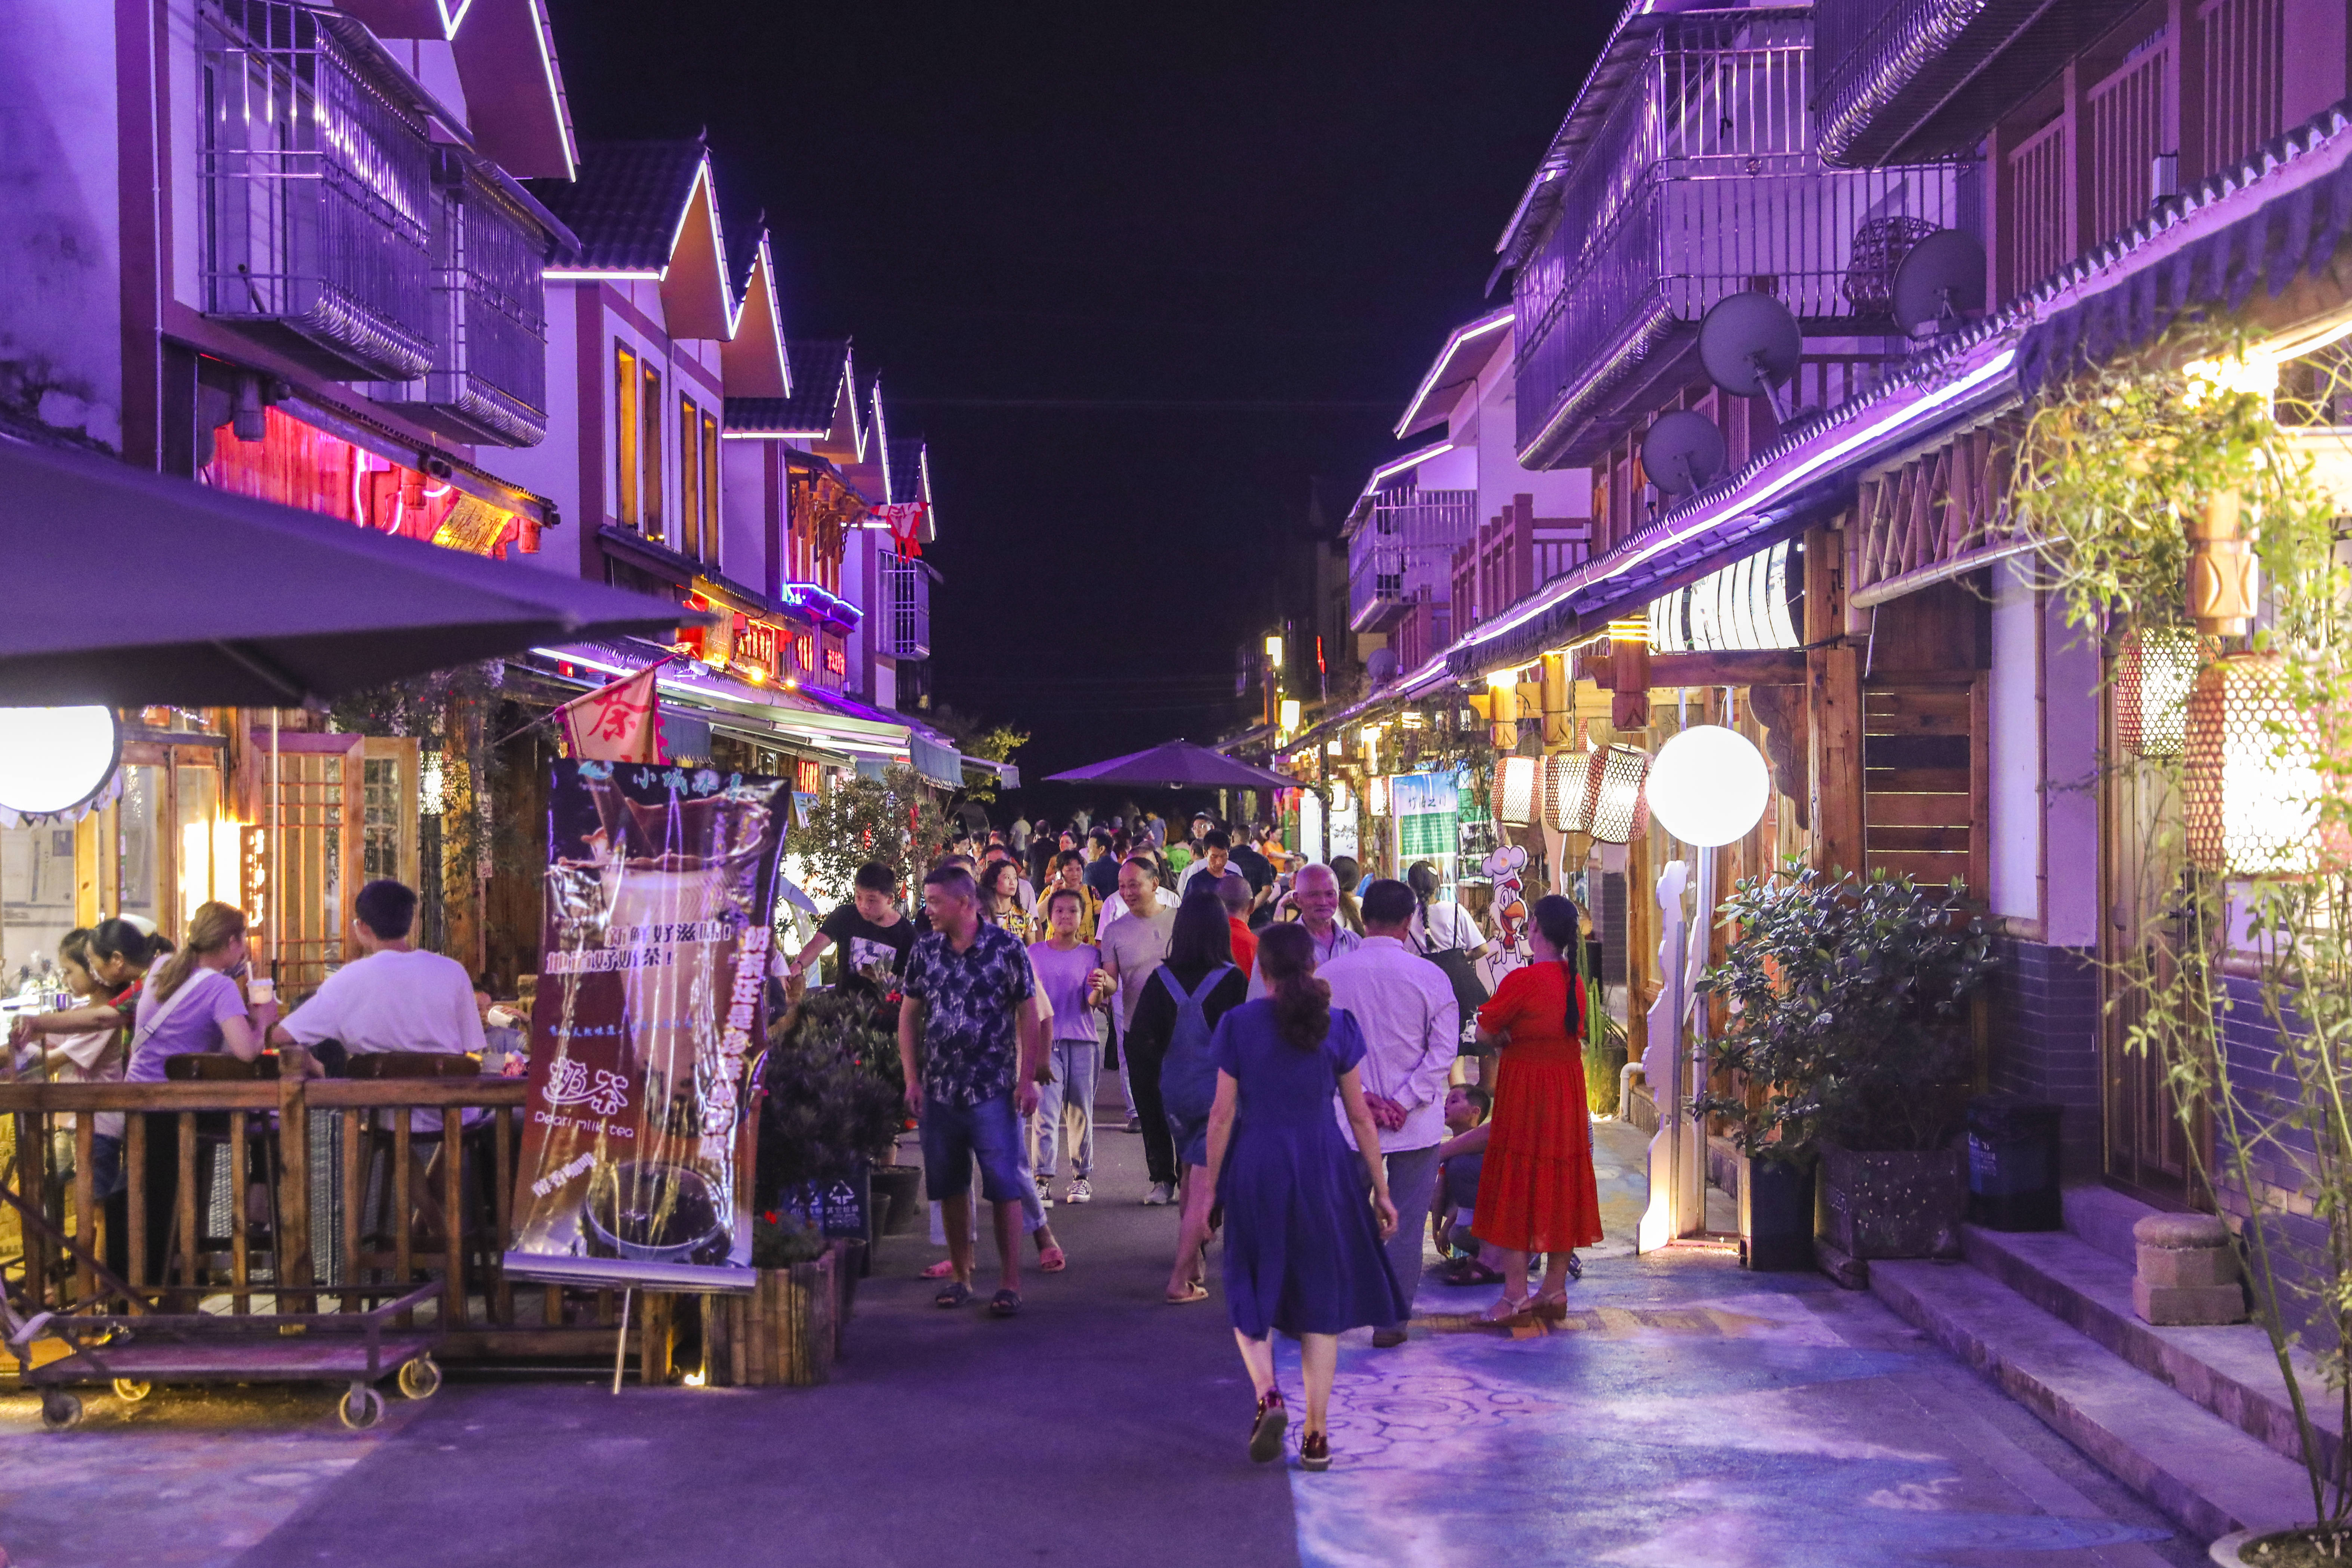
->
<box><xmin>1809</xmin><ymin>645</ymin><xmax>1865</xmax><ymax>879</ymax></box>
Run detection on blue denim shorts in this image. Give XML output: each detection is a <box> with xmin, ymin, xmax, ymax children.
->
<box><xmin>919</xmin><ymin>1092</ymin><xmax>1025</xmax><ymax>1204</ymax></box>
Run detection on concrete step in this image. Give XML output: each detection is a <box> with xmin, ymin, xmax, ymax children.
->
<box><xmin>1871</xmin><ymin>1257</ymin><xmax>2315</xmax><ymax>1542</ymax></box>
<box><xmin>2063</xmin><ymin>1182</ymin><xmax>2157</xmax><ymax>1269</ymax></box>
<box><xmin>1963</xmin><ymin>1222</ymin><xmax>2343</xmax><ymax>1478</ymax></box>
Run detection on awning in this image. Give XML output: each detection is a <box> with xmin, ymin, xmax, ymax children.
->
<box><xmin>962</xmin><ymin>756</ymin><xmax>1021</xmax><ymax>790</ymax></box>
<box><xmin>909</xmin><ymin>732</ymin><xmax>963</xmax><ymax>788</ymax></box>
<box><xmin>524</xmin><ymin>641</ymin><xmax>910</xmax><ymax>766</ymax></box>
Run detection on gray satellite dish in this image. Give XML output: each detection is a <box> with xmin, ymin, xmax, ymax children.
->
<box><xmin>1699</xmin><ymin>291</ymin><xmax>1802</xmax><ymax>422</ymax></box>
<box><xmin>1366</xmin><ymin>646</ymin><xmax>1398</xmax><ymax>688</ymax></box>
<box><xmin>1891</xmin><ymin>228</ymin><xmax>1988</xmax><ymax>333</ymax></box>
<box><xmin>1641</xmin><ymin>411</ymin><xmax>1726</xmax><ymax>496</ymax></box>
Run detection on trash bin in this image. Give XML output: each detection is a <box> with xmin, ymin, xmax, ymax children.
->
<box><xmin>1966</xmin><ymin>1095</ymin><xmax>2063</xmax><ymax>1231</ymax></box>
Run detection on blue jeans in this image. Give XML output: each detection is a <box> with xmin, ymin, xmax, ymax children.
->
<box><xmin>919</xmin><ymin>1092</ymin><xmax>1026</xmax><ymax>1204</ymax></box>
<box><xmin>1035</xmin><ymin>1040</ymin><xmax>1100</xmax><ymax>1179</ymax></box>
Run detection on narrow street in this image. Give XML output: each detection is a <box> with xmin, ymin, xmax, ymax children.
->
<box><xmin>1</xmin><ymin>1108</ymin><xmax>2203</xmax><ymax>1568</ymax></box>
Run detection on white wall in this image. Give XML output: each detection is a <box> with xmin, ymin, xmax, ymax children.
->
<box><xmin>1465</xmin><ymin>338</ymin><xmax>1588</xmax><ymax>529</ymax></box>
<box><xmin>2043</xmin><ymin>593</ymin><xmax>2102</xmax><ymax>948</ymax></box>
<box><xmin>719</xmin><ymin>439</ymin><xmax>768</xmax><ymax>591</ymax></box>
<box><xmin>1987</xmin><ymin>557</ymin><xmax>2040</xmax><ymax>922</ymax></box>
<box><xmin>0</xmin><ymin>0</ymin><xmax>123</xmax><ymax>448</ymax></box>
<box><xmin>477</xmin><ymin>282</ymin><xmax>583</xmax><ymax>578</ymax></box>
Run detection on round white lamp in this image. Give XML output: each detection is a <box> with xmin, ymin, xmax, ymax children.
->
<box><xmin>0</xmin><ymin>706</ymin><xmax>122</xmax><ymax>820</ymax></box>
<box><xmin>1643</xmin><ymin>723</ymin><xmax>1770</xmax><ymax>848</ymax></box>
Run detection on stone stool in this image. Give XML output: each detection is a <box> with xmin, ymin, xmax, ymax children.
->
<box><xmin>2133</xmin><ymin>1212</ymin><xmax>2247</xmax><ymax>1326</ymax></box>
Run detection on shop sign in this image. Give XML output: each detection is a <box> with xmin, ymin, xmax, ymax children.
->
<box><xmin>505</xmin><ymin>758</ymin><xmax>790</xmax><ymax>1290</ymax></box>
<box><xmin>735</xmin><ymin>617</ymin><xmax>781</xmax><ymax>680</ymax></box>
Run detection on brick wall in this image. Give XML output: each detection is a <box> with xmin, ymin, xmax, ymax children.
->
<box><xmin>1988</xmin><ymin>936</ymin><xmax>2103</xmax><ymax>1180</ymax></box>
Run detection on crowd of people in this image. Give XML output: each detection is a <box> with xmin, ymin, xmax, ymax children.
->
<box><xmin>837</xmin><ymin>802</ymin><xmax>1606</xmax><ymax>1473</ymax></box>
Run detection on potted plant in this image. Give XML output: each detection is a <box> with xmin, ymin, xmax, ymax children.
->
<box><xmin>709</xmin><ymin>990</ymin><xmax>904</xmax><ymax>1387</ymax></box>
<box><xmin>1700</xmin><ymin>862</ymin><xmax>1993</xmax><ymax>1281</ymax></box>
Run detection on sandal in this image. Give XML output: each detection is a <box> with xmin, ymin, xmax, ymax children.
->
<box><xmin>934</xmin><ymin>1280</ymin><xmax>973</xmax><ymax>1309</ymax></box>
<box><xmin>1532</xmin><ymin>1290</ymin><xmax>1570</xmax><ymax>1321</ymax></box>
<box><xmin>1247</xmin><ymin>1392</ymin><xmax>1288</xmax><ymax>1464</ymax></box>
<box><xmin>1564</xmin><ymin>1252</ymin><xmax>1582</xmax><ymax>1281</ymax></box>
<box><xmin>988</xmin><ymin>1288</ymin><xmax>1023</xmax><ymax>1318</ymax></box>
<box><xmin>921</xmin><ymin>1258</ymin><xmax>957</xmax><ymax>1280</ymax></box>
<box><xmin>1481</xmin><ymin>1294</ymin><xmax>1531</xmax><ymax>1324</ymax></box>
<box><xmin>1439</xmin><ymin>1258</ymin><xmax>1505</xmax><ymax>1288</ymax></box>
<box><xmin>1037</xmin><ymin>1246</ymin><xmax>1067</xmax><ymax>1273</ymax></box>
<box><xmin>1165</xmin><ymin>1282</ymin><xmax>1209</xmax><ymax>1305</ymax></box>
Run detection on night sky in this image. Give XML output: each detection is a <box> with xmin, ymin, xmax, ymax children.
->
<box><xmin>554</xmin><ymin>3</ymin><xmax>1614</xmax><ymax>797</ymax></box>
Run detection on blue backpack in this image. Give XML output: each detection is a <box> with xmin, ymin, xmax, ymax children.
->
<box><xmin>1155</xmin><ymin>964</ymin><xmax>1233</xmax><ymax>1129</ymax></box>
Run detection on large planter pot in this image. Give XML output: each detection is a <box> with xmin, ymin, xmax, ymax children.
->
<box><xmin>2209</xmin><ymin>1527</ymin><xmax>2345</xmax><ymax>1564</ymax></box>
<box><xmin>1817</xmin><ymin>1141</ymin><xmax>1965</xmax><ymax>1263</ymax></box>
<box><xmin>870</xmin><ymin>1163</ymin><xmax>924</xmax><ymax>1239</ymax></box>
<box><xmin>704</xmin><ymin>1248</ymin><xmax>839</xmax><ymax>1387</ymax></box>
<box><xmin>1739</xmin><ymin>1155</ymin><xmax>1816</xmax><ymax>1272</ymax></box>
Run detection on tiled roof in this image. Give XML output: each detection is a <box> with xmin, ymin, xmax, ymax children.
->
<box><xmin>887</xmin><ymin>439</ymin><xmax>926</xmax><ymax>505</ymax></box>
<box><xmin>784</xmin><ymin>338</ymin><xmax>852</xmax><ymax>431</ymax></box>
<box><xmin>528</xmin><ymin>141</ymin><xmax>705</xmax><ymax>272</ymax></box>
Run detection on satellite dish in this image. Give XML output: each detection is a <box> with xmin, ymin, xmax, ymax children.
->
<box><xmin>1640</xmin><ymin>411</ymin><xmax>1726</xmax><ymax>497</ymax></box>
<box><xmin>1699</xmin><ymin>291</ymin><xmax>1802</xmax><ymax>422</ymax></box>
<box><xmin>1891</xmin><ymin>228</ymin><xmax>1988</xmax><ymax>333</ymax></box>
<box><xmin>1366</xmin><ymin>646</ymin><xmax>1399</xmax><ymax>688</ymax></box>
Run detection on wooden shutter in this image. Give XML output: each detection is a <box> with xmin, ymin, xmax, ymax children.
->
<box><xmin>1861</xmin><ymin>675</ymin><xmax>1989</xmax><ymax>899</ymax></box>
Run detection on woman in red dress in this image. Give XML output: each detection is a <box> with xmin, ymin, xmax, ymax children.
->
<box><xmin>1469</xmin><ymin>893</ymin><xmax>1603</xmax><ymax>1321</ymax></box>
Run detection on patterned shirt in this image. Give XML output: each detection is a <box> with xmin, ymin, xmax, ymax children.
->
<box><xmin>902</xmin><ymin>922</ymin><xmax>1036</xmax><ymax>1108</ymax></box>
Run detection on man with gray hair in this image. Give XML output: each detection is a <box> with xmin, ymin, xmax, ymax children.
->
<box><xmin>1248</xmin><ymin>860</ymin><xmax>1360</xmax><ymax>997</ymax></box>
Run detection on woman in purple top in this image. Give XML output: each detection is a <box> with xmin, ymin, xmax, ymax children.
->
<box><xmin>1206</xmin><ymin>921</ymin><xmax>1402</xmax><ymax>1472</ymax></box>
<box><xmin>1027</xmin><ymin>888</ymin><xmax>1103</xmax><ymax>1203</ymax></box>
<box><xmin>121</xmin><ymin>902</ymin><xmax>278</xmax><ymax>1282</ymax></box>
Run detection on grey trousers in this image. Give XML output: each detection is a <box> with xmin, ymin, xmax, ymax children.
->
<box><xmin>1378</xmin><ymin>1142</ymin><xmax>1444</xmax><ymax>1328</ymax></box>
<box><xmin>1035</xmin><ymin>1039</ymin><xmax>1100</xmax><ymax>1179</ymax></box>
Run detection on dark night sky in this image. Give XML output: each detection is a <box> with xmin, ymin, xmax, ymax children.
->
<box><xmin>552</xmin><ymin>3</ymin><xmax>1614</xmax><ymax>790</ymax></box>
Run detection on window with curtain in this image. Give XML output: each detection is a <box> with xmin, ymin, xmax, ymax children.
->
<box><xmin>700</xmin><ymin>409</ymin><xmax>721</xmax><ymax>565</ymax></box>
<box><xmin>642</xmin><ymin>360</ymin><xmax>664</xmax><ymax>541</ymax></box>
<box><xmin>679</xmin><ymin>392</ymin><xmax>702</xmax><ymax>559</ymax></box>
<box><xmin>614</xmin><ymin>343</ymin><xmax>638</xmax><ymax>530</ymax></box>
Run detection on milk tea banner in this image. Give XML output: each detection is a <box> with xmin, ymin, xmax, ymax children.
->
<box><xmin>505</xmin><ymin>758</ymin><xmax>788</xmax><ymax>1291</ymax></box>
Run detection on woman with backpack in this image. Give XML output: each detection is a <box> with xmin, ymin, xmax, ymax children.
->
<box><xmin>1122</xmin><ymin>890</ymin><xmax>1246</xmax><ymax>1304</ymax></box>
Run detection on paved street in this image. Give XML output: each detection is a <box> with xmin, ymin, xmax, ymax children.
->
<box><xmin>0</xmin><ymin>1106</ymin><xmax>2210</xmax><ymax>1567</ymax></box>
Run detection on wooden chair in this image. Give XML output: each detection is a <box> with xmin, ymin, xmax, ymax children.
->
<box><xmin>160</xmin><ymin>1055</ymin><xmax>282</xmax><ymax>1290</ymax></box>
<box><xmin>347</xmin><ymin>1054</ymin><xmax>486</xmax><ymax>1299</ymax></box>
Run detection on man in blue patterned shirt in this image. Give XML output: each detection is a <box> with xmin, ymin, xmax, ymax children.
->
<box><xmin>898</xmin><ymin>863</ymin><xmax>1043</xmax><ymax>1316</ymax></box>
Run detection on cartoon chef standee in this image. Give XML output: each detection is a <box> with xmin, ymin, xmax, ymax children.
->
<box><xmin>1484</xmin><ymin>844</ymin><xmax>1531</xmax><ymax>982</ymax></box>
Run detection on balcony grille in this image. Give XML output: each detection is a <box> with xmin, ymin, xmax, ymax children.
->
<box><xmin>367</xmin><ymin>155</ymin><xmax>551</xmax><ymax>446</ymax></box>
<box><xmin>1346</xmin><ymin>489</ymin><xmax>1475</xmax><ymax>633</ymax></box>
<box><xmin>198</xmin><ymin>0</ymin><xmax>435</xmax><ymax>380</ymax></box>
<box><xmin>881</xmin><ymin>554</ymin><xmax>931</xmax><ymax>660</ymax></box>
<box><xmin>1511</xmin><ymin>12</ymin><xmax>1961</xmax><ymax>467</ymax></box>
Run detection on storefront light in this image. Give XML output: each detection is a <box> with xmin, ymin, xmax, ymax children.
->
<box><xmin>2184</xmin><ymin>652</ymin><xmax>2343</xmax><ymax>874</ymax></box>
<box><xmin>1492</xmin><ymin>755</ymin><xmax>1539</xmax><ymax>826</ymax></box>
<box><xmin>1366</xmin><ymin>775</ymin><xmax>1390</xmax><ymax>817</ymax></box>
<box><xmin>1644</xmin><ymin>725</ymin><xmax>1770</xmax><ymax>848</ymax></box>
<box><xmin>1279</xmin><ymin>698</ymin><xmax>1301</xmax><ymax>733</ymax></box>
<box><xmin>2117</xmin><ymin>626</ymin><xmax>2203</xmax><ymax>758</ymax></box>
<box><xmin>0</xmin><ymin>706</ymin><xmax>121</xmax><ymax>818</ymax></box>
<box><xmin>1585</xmin><ymin>745</ymin><xmax>1652</xmax><ymax>846</ymax></box>
<box><xmin>1264</xmin><ymin>634</ymin><xmax>1285</xmax><ymax>662</ymax></box>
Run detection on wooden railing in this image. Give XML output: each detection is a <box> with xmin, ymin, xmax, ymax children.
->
<box><xmin>0</xmin><ymin>1070</ymin><xmax>633</xmax><ymax>1364</ymax></box>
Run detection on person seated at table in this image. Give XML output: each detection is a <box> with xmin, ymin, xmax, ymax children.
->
<box><xmin>272</xmin><ymin>880</ymin><xmax>486</xmax><ymax>1120</ymax></box>
<box><xmin>475</xmin><ymin>978</ymin><xmax>528</xmax><ymax>1078</ymax></box>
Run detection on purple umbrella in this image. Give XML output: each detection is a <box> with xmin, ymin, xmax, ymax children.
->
<box><xmin>1045</xmin><ymin>740</ymin><xmax>1296</xmax><ymax>790</ymax></box>
<box><xmin>0</xmin><ymin>438</ymin><xmax>699</xmax><ymax>707</ymax></box>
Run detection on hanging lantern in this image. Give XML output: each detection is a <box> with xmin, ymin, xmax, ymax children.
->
<box><xmin>2115</xmin><ymin>626</ymin><xmax>2204</xmax><ymax>758</ymax></box>
<box><xmin>1545</xmin><ymin>748</ymin><xmax>1596</xmax><ymax>832</ymax></box>
<box><xmin>1366</xmin><ymin>775</ymin><xmax>1390</xmax><ymax>818</ymax></box>
<box><xmin>1585</xmin><ymin>744</ymin><xmax>1652</xmax><ymax>845</ymax></box>
<box><xmin>1492</xmin><ymin>755</ymin><xmax>1539</xmax><ymax>826</ymax></box>
<box><xmin>1644</xmin><ymin>725</ymin><xmax>1772</xmax><ymax>848</ymax></box>
<box><xmin>2183</xmin><ymin>652</ymin><xmax>2341</xmax><ymax>874</ymax></box>
<box><xmin>1329</xmin><ymin>777</ymin><xmax>1351</xmax><ymax>812</ymax></box>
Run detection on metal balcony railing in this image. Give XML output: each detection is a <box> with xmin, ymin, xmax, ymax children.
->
<box><xmin>881</xmin><ymin>554</ymin><xmax>931</xmax><ymax>660</ymax></box>
<box><xmin>1346</xmin><ymin>489</ymin><xmax>1476</xmax><ymax>632</ymax></box>
<box><xmin>1511</xmin><ymin>10</ymin><xmax>1963</xmax><ymax>468</ymax></box>
<box><xmin>198</xmin><ymin>0</ymin><xmax>435</xmax><ymax>381</ymax></box>
<box><xmin>368</xmin><ymin>157</ymin><xmax>551</xmax><ymax>446</ymax></box>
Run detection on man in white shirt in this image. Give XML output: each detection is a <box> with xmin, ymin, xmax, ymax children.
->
<box><xmin>1315</xmin><ymin>877</ymin><xmax>1459</xmax><ymax>1348</ymax></box>
<box><xmin>1247</xmin><ymin>861</ymin><xmax>1361</xmax><ymax>998</ymax></box>
<box><xmin>274</xmin><ymin>879</ymin><xmax>487</xmax><ymax>1128</ymax></box>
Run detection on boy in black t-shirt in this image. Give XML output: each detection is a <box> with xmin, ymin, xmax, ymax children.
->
<box><xmin>788</xmin><ymin>862</ymin><xmax>915</xmax><ymax>1002</ymax></box>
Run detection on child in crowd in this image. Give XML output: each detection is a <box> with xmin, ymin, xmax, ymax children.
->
<box><xmin>1432</xmin><ymin>1084</ymin><xmax>1501</xmax><ymax>1286</ymax></box>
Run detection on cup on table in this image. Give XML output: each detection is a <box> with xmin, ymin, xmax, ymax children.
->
<box><xmin>247</xmin><ymin>978</ymin><xmax>277</xmax><ymax>1007</ymax></box>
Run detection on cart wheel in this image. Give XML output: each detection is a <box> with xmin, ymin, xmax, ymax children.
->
<box><xmin>396</xmin><ymin>1355</ymin><xmax>441</xmax><ymax>1401</ymax></box>
<box><xmin>111</xmin><ymin>1379</ymin><xmax>154</xmax><ymax>1404</ymax></box>
<box><xmin>337</xmin><ymin>1385</ymin><xmax>384</xmax><ymax>1431</ymax></box>
<box><xmin>40</xmin><ymin>1392</ymin><xmax>83</xmax><ymax>1432</ymax></box>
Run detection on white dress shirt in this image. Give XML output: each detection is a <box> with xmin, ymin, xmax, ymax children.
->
<box><xmin>1245</xmin><ymin>920</ymin><xmax>1361</xmax><ymax>999</ymax></box>
<box><xmin>1314</xmin><ymin>935</ymin><xmax>1459</xmax><ymax>1153</ymax></box>
<box><xmin>1097</xmin><ymin>886</ymin><xmax>1179</xmax><ymax>927</ymax></box>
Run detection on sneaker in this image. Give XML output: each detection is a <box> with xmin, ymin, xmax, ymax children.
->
<box><xmin>1299</xmin><ymin>1431</ymin><xmax>1331</xmax><ymax>1472</ymax></box>
<box><xmin>1247</xmin><ymin>1392</ymin><xmax>1288</xmax><ymax>1464</ymax></box>
<box><xmin>1064</xmin><ymin>1179</ymin><xmax>1092</xmax><ymax>1204</ymax></box>
<box><xmin>1144</xmin><ymin>1182</ymin><xmax>1175</xmax><ymax>1206</ymax></box>
<box><xmin>1038</xmin><ymin>1192</ymin><xmax>1055</xmax><ymax>1209</ymax></box>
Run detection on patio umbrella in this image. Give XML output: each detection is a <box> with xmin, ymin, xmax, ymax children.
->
<box><xmin>0</xmin><ymin>438</ymin><xmax>701</xmax><ymax>707</ymax></box>
<box><xmin>1045</xmin><ymin>739</ymin><xmax>1296</xmax><ymax>790</ymax></box>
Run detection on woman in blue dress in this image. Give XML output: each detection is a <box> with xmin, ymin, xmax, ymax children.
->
<box><xmin>1205</xmin><ymin>920</ymin><xmax>1402</xmax><ymax>1472</ymax></box>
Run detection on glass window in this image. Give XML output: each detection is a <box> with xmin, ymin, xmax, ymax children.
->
<box><xmin>615</xmin><ymin>343</ymin><xmax>639</xmax><ymax>530</ymax></box>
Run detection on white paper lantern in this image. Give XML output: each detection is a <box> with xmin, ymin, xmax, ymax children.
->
<box><xmin>1643</xmin><ymin>724</ymin><xmax>1771</xmax><ymax>848</ymax></box>
<box><xmin>0</xmin><ymin>706</ymin><xmax>121</xmax><ymax>821</ymax></box>
<box><xmin>1492</xmin><ymin>756</ymin><xmax>1539</xmax><ymax>826</ymax></box>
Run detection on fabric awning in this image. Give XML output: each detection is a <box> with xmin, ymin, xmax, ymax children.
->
<box><xmin>909</xmin><ymin>732</ymin><xmax>963</xmax><ymax>788</ymax></box>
